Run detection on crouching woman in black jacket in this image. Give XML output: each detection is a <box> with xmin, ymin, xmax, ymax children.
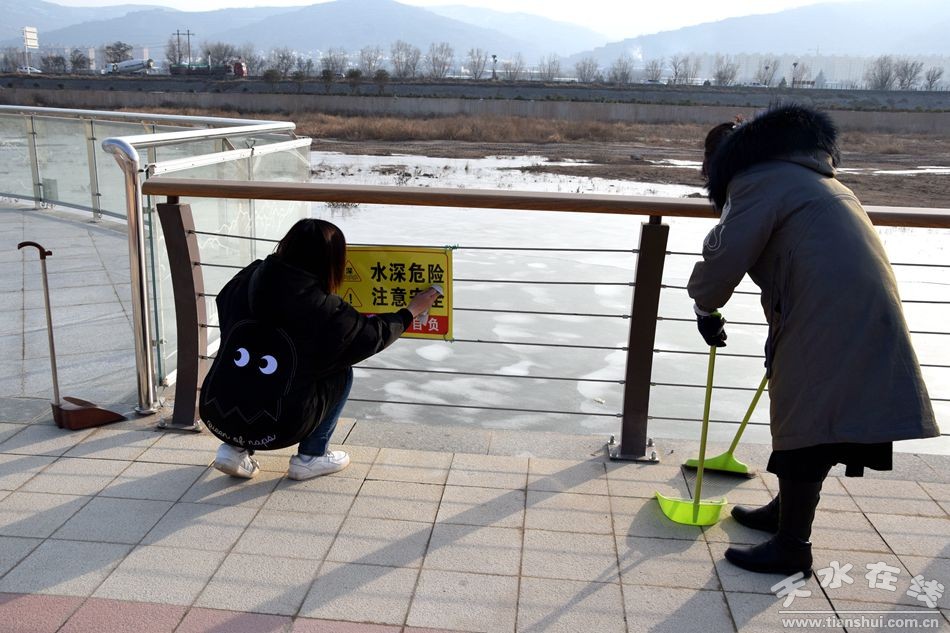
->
<box><xmin>199</xmin><ymin>218</ymin><xmax>441</xmax><ymax>481</ymax></box>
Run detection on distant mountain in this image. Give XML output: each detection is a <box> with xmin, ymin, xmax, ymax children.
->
<box><xmin>427</xmin><ymin>4</ymin><xmax>607</xmax><ymax>57</ymax></box>
<box><xmin>1</xmin><ymin>0</ymin><xmax>582</xmax><ymax>61</ymax></box>
<box><xmin>27</xmin><ymin>6</ymin><xmax>298</xmax><ymax>50</ymax></box>
<box><xmin>570</xmin><ymin>0</ymin><xmax>950</xmax><ymax>65</ymax></box>
<box><xmin>212</xmin><ymin>0</ymin><xmax>526</xmax><ymax>58</ymax></box>
<box><xmin>0</xmin><ymin>0</ymin><xmax>161</xmax><ymax>43</ymax></box>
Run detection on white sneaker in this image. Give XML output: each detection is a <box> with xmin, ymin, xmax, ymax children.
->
<box><xmin>213</xmin><ymin>443</ymin><xmax>260</xmax><ymax>479</ymax></box>
<box><xmin>288</xmin><ymin>450</ymin><xmax>350</xmax><ymax>480</ymax></box>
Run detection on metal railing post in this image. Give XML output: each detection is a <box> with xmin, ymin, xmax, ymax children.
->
<box><xmin>102</xmin><ymin>138</ymin><xmax>159</xmax><ymax>414</ymax></box>
<box><xmin>26</xmin><ymin>115</ymin><xmax>42</xmax><ymax>208</ymax></box>
<box><xmin>85</xmin><ymin>119</ymin><xmax>103</xmax><ymax>221</ymax></box>
<box><xmin>155</xmin><ymin>196</ymin><xmax>206</xmax><ymax>431</ymax></box>
<box><xmin>610</xmin><ymin>215</ymin><xmax>669</xmax><ymax>461</ymax></box>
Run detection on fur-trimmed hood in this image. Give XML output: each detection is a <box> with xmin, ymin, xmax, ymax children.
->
<box><xmin>705</xmin><ymin>104</ymin><xmax>841</xmax><ymax>210</ymax></box>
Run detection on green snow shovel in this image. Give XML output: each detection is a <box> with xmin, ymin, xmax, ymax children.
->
<box><xmin>683</xmin><ymin>372</ymin><xmax>769</xmax><ymax>477</ymax></box>
<box><xmin>656</xmin><ymin>346</ymin><xmax>727</xmax><ymax>527</ymax></box>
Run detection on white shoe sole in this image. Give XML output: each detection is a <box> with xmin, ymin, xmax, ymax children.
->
<box><xmin>213</xmin><ymin>458</ymin><xmax>258</xmax><ymax>479</ymax></box>
<box><xmin>287</xmin><ymin>459</ymin><xmax>350</xmax><ymax>481</ymax></box>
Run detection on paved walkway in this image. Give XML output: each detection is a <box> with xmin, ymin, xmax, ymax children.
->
<box><xmin>1</xmin><ymin>204</ymin><xmax>948</xmax><ymax>632</ymax></box>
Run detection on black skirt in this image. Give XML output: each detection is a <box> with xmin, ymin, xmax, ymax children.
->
<box><xmin>767</xmin><ymin>442</ymin><xmax>893</xmax><ymax>482</ymax></box>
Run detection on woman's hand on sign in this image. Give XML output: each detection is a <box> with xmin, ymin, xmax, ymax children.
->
<box><xmin>408</xmin><ymin>286</ymin><xmax>442</xmax><ymax>319</ymax></box>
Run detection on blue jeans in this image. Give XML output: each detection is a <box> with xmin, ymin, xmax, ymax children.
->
<box><xmin>298</xmin><ymin>368</ymin><xmax>353</xmax><ymax>456</ymax></box>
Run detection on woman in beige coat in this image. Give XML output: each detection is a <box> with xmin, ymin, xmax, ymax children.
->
<box><xmin>688</xmin><ymin>104</ymin><xmax>939</xmax><ymax>576</ymax></box>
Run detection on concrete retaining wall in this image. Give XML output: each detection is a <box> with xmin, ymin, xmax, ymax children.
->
<box><xmin>3</xmin><ymin>87</ymin><xmax>949</xmax><ymax>134</ymax></box>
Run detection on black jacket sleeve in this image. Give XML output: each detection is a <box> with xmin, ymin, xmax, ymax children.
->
<box><xmin>320</xmin><ymin>293</ymin><xmax>409</xmax><ymax>369</ymax></box>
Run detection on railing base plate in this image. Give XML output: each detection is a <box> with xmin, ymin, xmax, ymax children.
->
<box><xmin>156</xmin><ymin>418</ymin><xmax>202</xmax><ymax>433</ymax></box>
<box><xmin>606</xmin><ymin>435</ymin><xmax>661</xmax><ymax>462</ymax></box>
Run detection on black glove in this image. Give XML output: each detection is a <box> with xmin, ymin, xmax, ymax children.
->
<box><xmin>695</xmin><ymin>306</ymin><xmax>727</xmax><ymax>347</ymax></box>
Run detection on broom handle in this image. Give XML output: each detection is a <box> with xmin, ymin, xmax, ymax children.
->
<box><xmin>18</xmin><ymin>242</ymin><xmax>60</xmax><ymax>405</ymax></box>
<box><xmin>726</xmin><ymin>373</ymin><xmax>769</xmax><ymax>455</ymax></box>
<box><xmin>39</xmin><ymin>257</ymin><xmax>61</xmax><ymax>406</ymax></box>
<box><xmin>693</xmin><ymin>346</ymin><xmax>716</xmax><ymax>515</ymax></box>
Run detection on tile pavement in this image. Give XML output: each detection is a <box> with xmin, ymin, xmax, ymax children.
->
<box><xmin>0</xmin><ymin>398</ymin><xmax>947</xmax><ymax>632</ymax></box>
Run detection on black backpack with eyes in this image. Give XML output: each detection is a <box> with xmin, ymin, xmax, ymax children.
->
<box><xmin>199</xmin><ymin>305</ymin><xmax>325</xmax><ymax>450</ymax></box>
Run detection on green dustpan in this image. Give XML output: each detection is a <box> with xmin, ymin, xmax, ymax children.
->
<box><xmin>656</xmin><ymin>346</ymin><xmax>727</xmax><ymax>527</ymax></box>
<box><xmin>656</xmin><ymin>491</ymin><xmax>726</xmax><ymax>526</ymax></box>
<box><xmin>683</xmin><ymin>373</ymin><xmax>769</xmax><ymax>477</ymax></box>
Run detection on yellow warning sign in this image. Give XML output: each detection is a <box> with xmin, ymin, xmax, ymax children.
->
<box><xmin>345</xmin><ymin>246</ymin><xmax>452</xmax><ymax>340</ymax></box>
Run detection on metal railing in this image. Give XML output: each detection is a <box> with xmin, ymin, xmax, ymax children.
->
<box><xmin>0</xmin><ymin>106</ymin><xmax>311</xmax><ymax>413</ymax></box>
<box><xmin>140</xmin><ymin>178</ymin><xmax>950</xmax><ymax>458</ymax></box>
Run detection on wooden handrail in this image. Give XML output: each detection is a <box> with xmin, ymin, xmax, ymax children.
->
<box><xmin>142</xmin><ymin>178</ymin><xmax>950</xmax><ymax>229</ymax></box>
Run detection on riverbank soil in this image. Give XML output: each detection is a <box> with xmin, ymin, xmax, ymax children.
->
<box><xmin>316</xmin><ymin>132</ymin><xmax>950</xmax><ymax>208</ymax></box>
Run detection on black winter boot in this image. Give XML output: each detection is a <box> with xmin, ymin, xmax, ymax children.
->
<box><xmin>724</xmin><ymin>478</ymin><xmax>822</xmax><ymax>576</ymax></box>
<box><xmin>731</xmin><ymin>494</ymin><xmax>780</xmax><ymax>533</ymax></box>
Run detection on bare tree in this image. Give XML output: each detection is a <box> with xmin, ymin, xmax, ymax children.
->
<box><xmin>537</xmin><ymin>54</ymin><xmax>560</xmax><ymax>82</ymax></box>
<box><xmin>502</xmin><ymin>53</ymin><xmax>525</xmax><ymax>81</ymax></box>
<box><xmin>165</xmin><ymin>35</ymin><xmax>184</xmax><ymax>66</ymax></box>
<box><xmin>712</xmin><ymin>55</ymin><xmax>739</xmax><ymax>86</ymax></box>
<box><xmin>320</xmin><ymin>47</ymin><xmax>348</xmax><ymax>76</ymax></box>
<box><xmin>574</xmin><ymin>56</ymin><xmax>599</xmax><ymax>83</ymax></box>
<box><xmin>426</xmin><ymin>42</ymin><xmax>454</xmax><ymax>79</ymax></box>
<box><xmin>0</xmin><ymin>47</ymin><xmax>19</xmax><ymax>72</ymax></box>
<box><xmin>374</xmin><ymin>68</ymin><xmax>390</xmax><ymax>94</ymax></box>
<box><xmin>41</xmin><ymin>55</ymin><xmax>67</xmax><ymax>73</ymax></box>
<box><xmin>320</xmin><ymin>68</ymin><xmax>335</xmax><ymax>93</ymax></box>
<box><xmin>895</xmin><ymin>58</ymin><xmax>924</xmax><ymax>90</ymax></box>
<box><xmin>466</xmin><ymin>47</ymin><xmax>489</xmax><ymax>80</ymax></box>
<box><xmin>753</xmin><ymin>57</ymin><xmax>780</xmax><ymax>86</ymax></box>
<box><xmin>359</xmin><ymin>45</ymin><xmax>383</xmax><ymax>77</ymax></box>
<box><xmin>295</xmin><ymin>56</ymin><xmax>315</xmax><ymax>77</ymax></box>
<box><xmin>69</xmin><ymin>48</ymin><xmax>89</xmax><ymax>72</ymax></box>
<box><xmin>104</xmin><ymin>41</ymin><xmax>133</xmax><ymax>64</ymax></box>
<box><xmin>244</xmin><ymin>53</ymin><xmax>267</xmax><ymax>77</ymax></box>
<box><xmin>269</xmin><ymin>47</ymin><xmax>297</xmax><ymax>78</ymax></box>
<box><xmin>865</xmin><ymin>55</ymin><xmax>896</xmax><ymax>90</ymax></box>
<box><xmin>390</xmin><ymin>40</ymin><xmax>421</xmax><ymax>79</ymax></box>
<box><xmin>668</xmin><ymin>54</ymin><xmax>687</xmax><ymax>84</ymax></box>
<box><xmin>202</xmin><ymin>41</ymin><xmax>239</xmax><ymax>65</ymax></box>
<box><xmin>683</xmin><ymin>56</ymin><xmax>702</xmax><ymax>85</ymax></box>
<box><xmin>345</xmin><ymin>68</ymin><xmax>362</xmax><ymax>93</ymax></box>
<box><xmin>643</xmin><ymin>58</ymin><xmax>664</xmax><ymax>82</ymax></box>
<box><xmin>608</xmin><ymin>54</ymin><xmax>634</xmax><ymax>86</ymax></box>
<box><xmin>924</xmin><ymin>66</ymin><xmax>944</xmax><ymax>91</ymax></box>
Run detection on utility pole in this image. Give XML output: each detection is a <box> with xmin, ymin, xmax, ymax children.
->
<box><xmin>174</xmin><ymin>29</ymin><xmax>195</xmax><ymax>64</ymax></box>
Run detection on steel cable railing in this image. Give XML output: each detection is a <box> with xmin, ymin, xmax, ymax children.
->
<box><xmin>144</xmin><ymin>180</ymin><xmax>950</xmax><ymax>449</ymax></box>
<box><xmin>192</xmin><ymin>235</ymin><xmax>638</xmax><ymax>420</ymax></box>
<box><xmin>191</xmin><ymin>234</ymin><xmax>950</xmax><ymax>425</ymax></box>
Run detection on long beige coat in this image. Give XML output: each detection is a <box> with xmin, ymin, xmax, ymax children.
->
<box><xmin>688</xmin><ymin>153</ymin><xmax>939</xmax><ymax>450</ymax></box>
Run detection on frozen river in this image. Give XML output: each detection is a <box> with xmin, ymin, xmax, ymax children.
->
<box><xmin>308</xmin><ymin>151</ymin><xmax>949</xmax><ymax>452</ymax></box>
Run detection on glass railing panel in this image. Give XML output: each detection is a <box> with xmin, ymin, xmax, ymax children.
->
<box><xmin>93</xmin><ymin>120</ymin><xmax>154</xmax><ymax>218</ymax></box>
<box><xmin>0</xmin><ymin>114</ymin><xmax>35</xmax><ymax>200</ymax></box>
<box><xmin>31</xmin><ymin>116</ymin><xmax>95</xmax><ymax>212</ymax></box>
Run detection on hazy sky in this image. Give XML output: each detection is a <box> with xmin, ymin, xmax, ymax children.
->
<box><xmin>50</xmin><ymin>0</ymin><xmax>858</xmax><ymax>41</ymax></box>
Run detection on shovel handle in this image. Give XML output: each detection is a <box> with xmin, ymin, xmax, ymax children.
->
<box><xmin>17</xmin><ymin>241</ymin><xmax>52</xmax><ymax>259</ymax></box>
<box><xmin>693</xmin><ymin>346</ymin><xmax>717</xmax><ymax>518</ymax></box>
<box><xmin>726</xmin><ymin>373</ymin><xmax>769</xmax><ymax>454</ymax></box>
